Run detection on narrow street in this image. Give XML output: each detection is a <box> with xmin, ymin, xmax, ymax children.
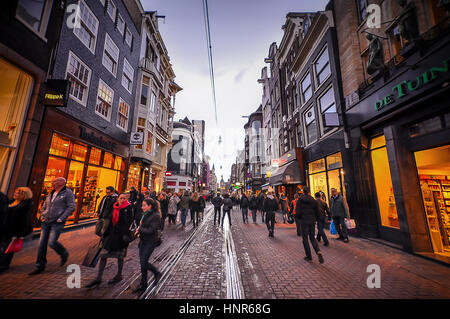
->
<box><xmin>0</xmin><ymin>204</ymin><xmax>449</xmax><ymax>299</ymax></box>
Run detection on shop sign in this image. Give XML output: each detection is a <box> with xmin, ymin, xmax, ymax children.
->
<box><xmin>375</xmin><ymin>58</ymin><xmax>449</xmax><ymax>111</ymax></box>
<box><xmin>79</xmin><ymin>126</ymin><xmax>117</xmax><ymax>152</ymax></box>
<box><xmin>44</xmin><ymin>80</ymin><xmax>69</xmax><ymax>107</ymax></box>
<box><xmin>165</xmin><ymin>171</ymin><xmax>172</xmax><ymax>176</ymax></box>
<box><xmin>130</xmin><ymin>132</ymin><xmax>144</xmax><ymax>145</ymax></box>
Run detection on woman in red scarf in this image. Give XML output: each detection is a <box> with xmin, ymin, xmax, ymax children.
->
<box><xmin>85</xmin><ymin>193</ymin><xmax>134</xmax><ymax>288</ymax></box>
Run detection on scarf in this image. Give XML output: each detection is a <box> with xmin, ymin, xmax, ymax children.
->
<box><xmin>112</xmin><ymin>200</ymin><xmax>131</xmax><ymax>226</ymax></box>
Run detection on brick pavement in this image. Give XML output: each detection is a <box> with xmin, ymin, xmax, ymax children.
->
<box><xmin>0</xmin><ymin>212</ymin><xmax>199</xmax><ymax>299</ymax></box>
<box><xmin>230</xmin><ymin>208</ymin><xmax>450</xmax><ymax>299</ymax></box>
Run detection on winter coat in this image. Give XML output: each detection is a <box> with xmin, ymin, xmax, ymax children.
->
<box><xmin>317</xmin><ymin>199</ymin><xmax>331</xmax><ymax>220</ymax></box>
<box><xmin>41</xmin><ymin>187</ymin><xmax>76</xmax><ymax>223</ymax></box>
<box><xmin>249</xmin><ymin>196</ymin><xmax>258</xmax><ymax>210</ymax></box>
<box><xmin>330</xmin><ymin>195</ymin><xmax>350</xmax><ymax>218</ymax></box>
<box><xmin>211</xmin><ymin>195</ymin><xmax>223</xmax><ymax>208</ymax></box>
<box><xmin>3</xmin><ymin>199</ymin><xmax>33</xmax><ymax>241</ymax></box>
<box><xmin>129</xmin><ymin>189</ymin><xmax>138</xmax><ymax>203</ymax></box>
<box><xmin>295</xmin><ymin>195</ymin><xmax>320</xmax><ymax>224</ymax></box>
<box><xmin>189</xmin><ymin>198</ymin><xmax>203</xmax><ymax>213</ymax></box>
<box><xmin>138</xmin><ymin>209</ymin><xmax>161</xmax><ymax>244</ymax></box>
<box><xmin>101</xmin><ymin>203</ymin><xmax>134</xmax><ymax>251</ymax></box>
<box><xmin>97</xmin><ymin>194</ymin><xmax>118</xmax><ymax>219</ymax></box>
<box><xmin>159</xmin><ymin>198</ymin><xmax>169</xmax><ymax>216</ymax></box>
<box><xmin>168</xmin><ymin>196</ymin><xmax>180</xmax><ymax>215</ymax></box>
<box><xmin>240</xmin><ymin>196</ymin><xmax>249</xmax><ymax>209</ymax></box>
<box><xmin>257</xmin><ymin>195</ymin><xmax>265</xmax><ymax>210</ymax></box>
<box><xmin>199</xmin><ymin>197</ymin><xmax>206</xmax><ymax>212</ymax></box>
<box><xmin>223</xmin><ymin>198</ymin><xmax>233</xmax><ymax>212</ymax></box>
<box><xmin>263</xmin><ymin>196</ymin><xmax>278</xmax><ymax>213</ymax></box>
<box><xmin>179</xmin><ymin>194</ymin><xmax>191</xmax><ymax>210</ymax></box>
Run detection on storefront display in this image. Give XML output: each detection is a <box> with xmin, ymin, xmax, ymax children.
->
<box><xmin>35</xmin><ymin>133</ymin><xmax>126</xmax><ymax>228</ymax></box>
<box><xmin>370</xmin><ymin>135</ymin><xmax>399</xmax><ymax>229</ymax></box>
<box><xmin>0</xmin><ymin>57</ymin><xmax>33</xmax><ymax>192</ymax></box>
<box><xmin>415</xmin><ymin>145</ymin><xmax>450</xmax><ymax>256</ymax></box>
<box><xmin>308</xmin><ymin>152</ymin><xmax>345</xmax><ymax>203</ymax></box>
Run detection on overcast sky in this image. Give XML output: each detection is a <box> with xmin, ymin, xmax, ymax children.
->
<box><xmin>141</xmin><ymin>0</ymin><xmax>329</xmax><ymax>181</ymax></box>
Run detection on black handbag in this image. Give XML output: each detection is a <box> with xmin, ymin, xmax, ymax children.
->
<box><xmin>82</xmin><ymin>241</ymin><xmax>101</xmax><ymax>268</ymax></box>
<box><xmin>124</xmin><ymin>220</ymin><xmax>138</xmax><ymax>243</ymax></box>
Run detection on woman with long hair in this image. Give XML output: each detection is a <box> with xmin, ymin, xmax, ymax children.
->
<box><xmin>0</xmin><ymin>187</ymin><xmax>34</xmax><ymax>272</ymax></box>
<box><xmin>189</xmin><ymin>192</ymin><xmax>201</xmax><ymax>228</ymax></box>
<box><xmin>133</xmin><ymin>198</ymin><xmax>162</xmax><ymax>294</ymax></box>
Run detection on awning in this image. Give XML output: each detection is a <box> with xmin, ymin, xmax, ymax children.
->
<box><xmin>269</xmin><ymin>160</ymin><xmax>303</xmax><ymax>186</ymax></box>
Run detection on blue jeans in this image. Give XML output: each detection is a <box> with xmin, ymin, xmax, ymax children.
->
<box><xmin>138</xmin><ymin>240</ymin><xmax>159</xmax><ymax>286</ymax></box>
<box><xmin>35</xmin><ymin>221</ymin><xmax>67</xmax><ymax>269</ymax></box>
<box><xmin>316</xmin><ymin>218</ymin><xmax>329</xmax><ymax>244</ymax></box>
<box><xmin>241</xmin><ymin>208</ymin><xmax>248</xmax><ymax>223</ymax></box>
<box><xmin>180</xmin><ymin>208</ymin><xmax>188</xmax><ymax>226</ymax></box>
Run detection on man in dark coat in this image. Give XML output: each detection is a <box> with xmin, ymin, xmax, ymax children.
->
<box><xmin>249</xmin><ymin>193</ymin><xmax>259</xmax><ymax>224</ymax></box>
<box><xmin>257</xmin><ymin>193</ymin><xmax>266</xmax><ymax>223</ymax></box>
<box><xmin>240</xmin><ymin>194</ymin><xmax>249</xmax><ymax>224</ymax></box>
<box><xmin>263</xmin><ymin>192</ymin><xmax>278</xmax><ymax>238</ymax></box>
<box><xmin>295</xmin><ymin>187</ymin><xmax>324</xmax><ymax>263</ymax></box>
<box><xmin>211</xmin><ymin>193</ymin><xmax>223</xmax><ymax>226</ymax></box>
<box><xmin>330</xmin><ymin>188</ymin><xmax>350</xmax><ymax>243</ymax></box>
<box><xmin>97</xmin><ymin>186</ymin><xmax>117</xmax><ymax>219</ymax></box>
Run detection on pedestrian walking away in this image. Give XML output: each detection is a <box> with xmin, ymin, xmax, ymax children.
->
<box><xmin>167</xmin><ymin>193</ymin><xmax>180</xmax><ymax>225</ymax></box>
<box><xmin>158</xmin><ymin>192</ymin><xmax>169</xmax><ymax>230</ymax></box>
<box><xmin>222</xmin><ymin>193</ymin><xmax>233</xmax><ymax>227</ymax></box>
<box><xmin>85</xmin><ymin>193</ymin><xmax>134</xmax><ymax>288</ymax></box>
<box><xmin>179</xmin><ymin>191</ymin><xmax>191</xmax><ymax>229</ymax></box>
<box><xmin>249</xmin><ymin>193</ymin><xmax>258</xmax><ymax>224</ymax></box>
<box><xmin>132</xmin><ymin>198</ymin><xmax>162</xmax><ymax>294</ymax></box>
<box><xmin>257</xmin><ymin>192</ymin><xmax>266</xmax><ymax>223</ymax></box>
<box><xmin>263</xmin><ymin>192</ymin><xmax>278</xmax><ymax>238</ymax></box>
<box><xmin>240</xmin><ymin>193</ymin><xmax>249</xmax><ymax>224</ymax></box>
<box><xmin>315</xmin><ymin>192</ymin><xmax>331</xmax><ymax>246</ymax></box>
<box><xmin>189</xmin><ymin>192</ymin><xmax>202</xmax><ymax>228</ymax></box>
<box><xmin>290</xmin><ymin>193</ymin><xmax>302</xmax><ymax>237</ymax></box>
<box><xmin>0</xmin><ymin>187</ymin><xmax>34</xmax><ymax>272</ymax></box>
<box><xmin>330</xmin><ymin>188</ymin><xmax>350</xmax><ymax>243</ymax></box>
<box><xmin>211</xmin><ymin>192</ymin><xmax>223</xmax><ymax>226</ymax></box>
<box><xmin>198</xmin><ymin>194</ymin><xmax>206</xmax><ymax>222</ymax></box>
<box><xmin>29</xmin><ymin>177</ymin><xmax>75</xmax><ymax>275</ymax></box>
<box><xmin>295</xmin><ymin>187</ymin><xmax>324</xmax><ymax>263</ymax></box>
<box><xmin>279</xmin><ymin>193</ymin><xmax>289</xmax><ymax>224</ymax></box>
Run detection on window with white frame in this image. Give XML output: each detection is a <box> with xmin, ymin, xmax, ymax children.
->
<box><xmin>66</xmin><ymin>51</ymin><xmax>91</xmax><ymax>106</ymax></box>
<box><xmin>73</xmin><ymin>0</ymin><xmax>98</xmax><ymax>54</ymax></box>
<box><xmin>117</xmin><ymin>14</ymin><xmax>125</xmax><ymax>35</ymax></box>
<box><xmin>122</xmin><ymin>58</ymin><xmax>134</xmax><ymax>93</ymax></box>
<box><xmin>125</xmin><ymin>27</ymin><xmax>132</xmax><ymax>48</ymax></box>
<box><xmin>140</xmin><ymin>76</ymin><xmax>149</xmax><ymax>106</ymax></box>
<box><xmin>304</xmin><ymin>106</ymin><xmax>317</xmax><ymax>145</ymax></box>
<box><xmin>301</xmin><ymin>72</ymin><xmax>312</xmax><ymax>104</ymax></box>
<box><xmin>96</xmin><ymin>79</ymin><xmax>114</xmax><ymax>121</ymax></box>
<box><xmin>150</xmin><ymin>91</ymin><xmax>157</xmax><ymax>113</ymax></box>
<box><xmin>314</xmin><ymin>46</ymin><xmax>331</xmax><ymax>87</ymax></box>
<box><xmin>116</xmin><ymin>98</ymin><xmax>129</xmax><ymax>131</ymax></box>
<box><xmin>107</xmin><ymin>0</ymin><xmax>116</xmax><ymax>21</ymax></box>
<box><xmin>103</xmin><ymin>33</ymin><xmax>119</xmax><ymax>76</ymax></box>
<box><xmin>318</xmin><ymin>86</ymin><xmax>337</xmax><ymax>134</ymax></box>
<box><xmin>16</xmin><ymin>0</ymin><xmax>53</xmax><ymax>39</ymax></box>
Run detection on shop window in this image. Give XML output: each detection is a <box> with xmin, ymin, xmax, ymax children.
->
<box><xmin>127</xmin><ymin>163</ymin><xmax>141</xmax><ymax>190</ymax></box>
<box><xmin>409</xmin><ymin>116</ymin><xmax>443</xmax><ymax>138</ymax></box>
<box><xmin>415</xmin><ymin>145</ymin><xmax>450</xmax><ymax>255</ymax></box>
<box><xmin>370</xmin><ymin>135</ymin><xmax>399</xmax><ymax>229</ymax></box>
<box><xmin>71</xmin><ymin>143</ymin><xmax>88</xmax><ymax>162</ymax></box>
<box><xmin>114</xmin><ymin>156</ymin><xmax>123</xmax><ymax>171</ymax></box>
<box><xmin>103</xmin><ymin>152</ymin><xmax>114</xmax><ymax>168</ymax></box>
<box><xmin>66</xmin><ymin>160</ymin><xmax>84</xmax><ymax>222</ymax></box>
<box><xmin>326</xmin><ymin>152</ymin><xmax>342</xmax><ymax>170</ymax></box>
<box><xmin>309</xmin><ymin>172</ymin><xmax>328</xmax><ymax>201</ymax></box>
<box><xmin>49</xmin><ymin>134</ymin><xmax>70</xmax><ymax>157</ymax></box>
<box><xmin>72</xmin><ymin>0</ymin><xmax>98</xmax><ymax>54</ymax></box>
<box><xmin>309</xmin><ymin>158</ymin><xmax>326</xmax><ymax>174</ymax></box>
<box><xmin>89</xmin><ymin>147</ymin><xmax>101</xmax><ymax>165</ymax></box>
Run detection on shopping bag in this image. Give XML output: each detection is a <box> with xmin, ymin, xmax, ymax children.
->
<box><xmin>345</xmin><ymin>219</ymin><xmax>356</xmax><ymax>230</ymax></box>
<box><xmin>82</xmin><ymin>241</ymin><xmax>101</xmax><ymax>268</ymax></box>
<box><xmin>330</xmin><ymin>220</ymin><xmax>337</xmax><ymax>235</ymax></box>
<box><xmin>5</xmin><ymin>238</ymin><xmax>23</xmax><ymax>254</ymax></box>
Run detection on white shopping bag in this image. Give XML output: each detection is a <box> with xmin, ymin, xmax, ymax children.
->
<box><xmin>345</xmin><ymin>219</ymin><xmax>356</xmax><ymax>229</ymax></box>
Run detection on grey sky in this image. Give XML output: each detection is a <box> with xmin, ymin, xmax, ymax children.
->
<box><xmin>141</xmin><ymin>0</ymin><xmax>329</xmax><ymax>181</ymax></box>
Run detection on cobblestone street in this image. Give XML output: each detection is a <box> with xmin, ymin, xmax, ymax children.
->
<box><xmin>0</xmin><ymin>204</ymin><xmax>449</xmax><ymax>299</ymax></box>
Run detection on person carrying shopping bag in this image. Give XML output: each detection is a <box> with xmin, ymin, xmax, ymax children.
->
<box><xmin>0</xmin><ymin>187</ymin><xmax>34</xmax><ymax>272</ymax></box>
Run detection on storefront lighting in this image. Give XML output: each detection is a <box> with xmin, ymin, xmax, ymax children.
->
<box><xmin>64</xmin><ymin>144</ymin><xmax>69</xmax><ymax>147</ymax></box>
<box><xmin>341</xmin><ymin>169</ymin><xmax>345</xmax><ymax>175</ymax></box>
